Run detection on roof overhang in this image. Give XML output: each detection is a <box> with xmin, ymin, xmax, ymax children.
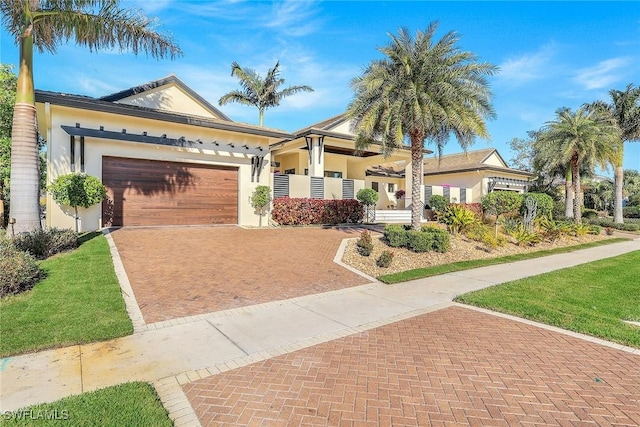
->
<box><xmin>36</xmin><ymin>90</ymin><xmax>293</xmax><ymax>140</ymax></box>
<box><xmin>61</xmin><ymin>124</ymin><xmax>268</xmax><ymax>157</ymax></box>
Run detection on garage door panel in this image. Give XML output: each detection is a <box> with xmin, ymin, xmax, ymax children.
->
<box><xmin>103</xmin><ymin>157</ymin><xmax>238</xmax><ymax>226</ymax></box>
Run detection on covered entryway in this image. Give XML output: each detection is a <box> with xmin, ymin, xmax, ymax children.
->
<box><xmin>102</xmin><ymin>156</ymin><xmax>238</xmax><ymax>226</ymax></box>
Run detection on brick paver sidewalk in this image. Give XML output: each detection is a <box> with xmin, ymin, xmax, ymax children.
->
<box><xmin>110</xmin><ymin>227</ymin><xmax>370</xmax><ymax>323</ymax></box>
<box><xmin>183</xmin><ymin>306</ymin><xmax>640</xmax><ymax>426</ymax></box>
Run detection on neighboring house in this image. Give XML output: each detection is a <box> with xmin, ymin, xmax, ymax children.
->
<box><xmin>36</xmin><ymin>75</ymin><xmax>290</xmax><ymax>230</ymax></box>
<box><xmin>421</xmin><ymin>149</ymin><xmax>536</xmax><ymax>204</ymax></box>
<box><xmin>36</xmin><ymin>76</ymin><xmax>534</xmax><ymax>230</ymax></box>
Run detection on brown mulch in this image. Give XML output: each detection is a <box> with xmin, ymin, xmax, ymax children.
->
<box><xmin>342</xmin><ymin>228</ymin><xmax>611</xmax><ymax>278</ymax></box>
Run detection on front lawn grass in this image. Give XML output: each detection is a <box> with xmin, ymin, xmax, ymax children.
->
<box><xmin>0</xmin><ymin>233</ymin><xmax>133</xmax><ymax>357</ymax></box>
<box><xmin>456</xmin><ymin>250</ymin><xmax>640</xmax><ymax>348</ymax></box>
<box><xmin>0</xmin><ymin>382</ymin><xmax>172</xmax><ymax>427</ymax></box>
<box><xmin>378</xmin><ymin>238</ymin><xmax>628</xmax><ymax>284</ymax></box>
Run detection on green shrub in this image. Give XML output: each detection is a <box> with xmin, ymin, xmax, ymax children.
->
<box><xmin>587</xmin><ymin>218</ymin><xmax>640</xmax><ymax>232</ymax></box>
<box><xmin>407</xmin><ymin>231</ymin><xmax>433</xmax><ymax>252</ymax></box>
<box><xmin>500</xmin><ymin>217</ymin><xmax>521</xmax><ymax>236</ymax></box>
<box><xmin>536</xmin><ymin>217</ymin><xmax>570</xmax><ymax>242</ymax></box>
<box><xmin>12</xmin><ymin>228</ymin><xmax>78</xmax><ymax>260</ymax></box>
<box><xmin>439</xmin><ymin>204</ymin><xmax>477</xmax><ymax>235</ymax></box>
<box><xmin>49</xmin><ymin>173</ymin><xmax>107</xmax><ymax>232</ymax></box>
<box><xmin>1</xmin><ymin>244</ymin><xmax>45</xmax><ymax>297</ymax></box>
<box><xmin>423</xmin><ymin>227</ymin><xmax>450</xmax><ymax>253</ymax></box>
<box><xmin>376</xmin><ymin>250</ymin><xmax>394</xmax><ymax>268</ymax></box>
<box><xmin>481</xmin><ymin>192</ymin><xmax>522</xmax><ymax>236</ymax></box>
<box><xmin>588</xmin><ymin>225</ymin><xmax>602</xmax><ymax>235</ymax></box>
<box><xmin>383</xmin><ymin>224</ymin><xmax>409</xmax><ymax>247</ymax></box>
<box><xmin>356</xmin><ymin>230</ymin><xmax>374</xmax><ymax>256</ymax></box>
<box><xmin>465</xmin><ymin>222</ymin><xmax>506</xmax><ymax>250</ymax></box>
<box><xmin>521</xmin><ymin>193</ymin><xmax>554</xmax><ymax>218</ymax></box>
<box><xmin>582</xmin><ymin>208</ymin><xmax>599</xmax><ymax>219</ymax></box>
<box><xmin>623</xmin><ymin>206</ymin><xmax>640</xmax><ymax>218</ymax></box>
<box><xmin>356</xmin><ymin>188</ymin><xmax>379</xmax><ymax>206</ymax></box>
<box><xmin>428</xmin><ymin>195</ymin><xmax>449</xmax><ymax>212</ymax></box>
<box><xmin>513</xmin><ymin>227</ymin><xmax>541</xmax><ymax>247</ymax></box>
<box><xmin>572</xmin><ymin>223</ymin><xmax>590</xmax><ymax>237</ymax></box>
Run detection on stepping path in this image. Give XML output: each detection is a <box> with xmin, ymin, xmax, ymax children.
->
<box><xmin>0</xmin><ymin>235</ymin><xmax>638</xmax><ymax>426</ymax></box>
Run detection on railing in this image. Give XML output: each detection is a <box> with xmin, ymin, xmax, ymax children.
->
<box><xmin>271</xmin><ymin>174</ymin><xmax>365</xmax><ymax>201</ymax></box>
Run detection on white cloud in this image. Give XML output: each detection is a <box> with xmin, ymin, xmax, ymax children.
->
<box><xmin>497</xmin><ymin>44</ymin><xmax>556</xmax><ymax>86</ymax></box>
<box><xmin>574</xmin><ymin>57</ymin><xmax>632</xmax><ymax>90</ymax></box>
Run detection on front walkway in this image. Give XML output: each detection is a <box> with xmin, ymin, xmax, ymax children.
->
<box><xmin>0</xmin><ymin>236</ymin><xmax>638</xmax><ymax>426</ymax></box>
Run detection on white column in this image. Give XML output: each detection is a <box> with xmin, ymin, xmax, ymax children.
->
<box><xmin>307</xmin><ymin>136</ymin><xmax>325</xmax><ymax>177</ymax></box>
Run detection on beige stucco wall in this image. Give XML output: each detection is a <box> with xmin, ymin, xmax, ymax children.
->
<box><xmin>364</xmin><ymin>177</ymin><xmax>404</xmax><ymax>209</ymax></box>
<box><xmin>116</xmin><ymin>84</ymin><xmax>218</xmax><ymax>119</ymax></box>
<box><xmin>483</xmin><ymin>152</ymin><xmax>505</xmax><ymax>167</ymax></box>
<box><xmin>286</xmin><ymin>174</ymin><xmax>311</xmax><ymax>198</ymax></box>
<box><xmin>39</xmin><ymin>102</ymin><xmax>272</xmax><ymax>231</ymax></box>
<box><xmin>424</xmin><ymin>171</ymin><xmax>483</xmax><ymax>203</ymax></box>
<box><xmin>424</xmin><ymin>169</ymin><xmax>528</xmax><ymax>203</ymax></box>
<box><xmin>324</xmin><ymin>154</ymin><xmax>348</xmax><ymax>177</ymax></box>
<box><xmin>324</xmin><ymin>177</ymin><xmax>343</xmax><ymax>199</ymax></box>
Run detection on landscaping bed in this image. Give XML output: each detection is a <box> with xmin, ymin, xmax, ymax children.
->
<box><xmin>342</xmin><ymin>226</ymin><xmax>612</xmax><ymax>278</ymax></box>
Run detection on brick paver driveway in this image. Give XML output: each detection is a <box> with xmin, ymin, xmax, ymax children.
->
<box><xmin>183</xmin><ymin>306</ymin><xmax>640</xmax><ymax>426</ymax></box>
<box><xmin>110</xmin><ymin>227</ymin><xmax>369</xmax><ymax>323</ymax></box>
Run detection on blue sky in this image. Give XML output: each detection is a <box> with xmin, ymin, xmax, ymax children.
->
<box><xmin>1</xmin><ymin>1</ymin><xmax>639</xmax><ymax>172</ymax></box>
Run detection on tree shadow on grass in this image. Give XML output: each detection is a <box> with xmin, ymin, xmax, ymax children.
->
<box><xmin>78</xmin><ymin>231</ymin><xmax>102</xmax><ymax>245</ymax></box>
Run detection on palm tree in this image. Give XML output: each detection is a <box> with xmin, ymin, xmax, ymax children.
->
<box><xmin>219</xmin><ymin>61</ymin><xmax>313</xmax><ymax>127</ymax></box>
<box><xmin>1</xmin><ymin>0</ymin><xmax>182</xmax><ymax>233</ymax></box>
<box><xmin>586</xmin><ymin>84</ymin><xmax>640</xmax><ymax>223</ymax></box>
<box><xmin>536</xmin><ymin>107</ymin><xmax>622</xmax><ymax>223</ymax></box>
<box><xmin>346</xmin><ymin>23</ymin><xmax>497</xmax><ymax>230</ymax></box>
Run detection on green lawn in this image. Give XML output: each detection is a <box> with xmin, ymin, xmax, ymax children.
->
<box><xmin>456</xmin><ymin>250</ymin><xmax>640</xmax><ymax>348</ymax></box>
<box><xmin>378</xmin><ymin>238</ymin><xmax>628</xmax><ymax>284</ymax></box>
<box><xmin>0</xmin><ymin>382</ymin><xmax>172</xmax><ymax>427</ymax></box>
<box><xmin>0</xmin><ymin>233</ymin><xmax>133</xmax><ymax>357</ymax></box>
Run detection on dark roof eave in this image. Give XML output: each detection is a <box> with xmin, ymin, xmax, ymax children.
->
<box><xmin>423</xmin><ymin>165</ymin><xmax>537</xmax><ymax>178</ymax></box>
<box><xmin>271</xmin><ymin>128</ymin><xmax>433</xmax><ymax>154</ymax></box>
<box><xmin>36</xmin><ymin>90</ymin><xmax>292</xmax><ymax>139</ymax></box>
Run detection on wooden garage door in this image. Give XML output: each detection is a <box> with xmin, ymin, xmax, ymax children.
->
<box><xmin>102</xmin><ymin>157</ymin><xmax>238</xmax><ymax>226</ymax></box>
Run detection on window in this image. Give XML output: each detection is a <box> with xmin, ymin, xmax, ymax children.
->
<box><xmin>388</xmin><ymin>183</ymin><xmax>395</xmax><ymax>193</ymax></box>
<box><xmin>284</xmin><ymin>168</ymin><xmax>296</xmax><ymax>174</ymax></box>
<box><xmin>371</xmin><ymin>182</ymin><xmax>379</xmax><ymax>192</ymax></box>
<box><xmin>324</xmin><ymin>170</ymin><xmax>343</xmax><ymax>178</ymax></box>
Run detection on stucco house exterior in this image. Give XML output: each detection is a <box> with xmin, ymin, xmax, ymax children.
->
<box><xmin>37</xmin><ymin>76</ymin><xmax>534</xmax><ymax>230</ymax></box>
<box><xmin>422</xmin><ymin>149</ymin><xmax>536</xmax><ymax>204</ymax></box>
<box><xmin>36</xmin><ymin>75</ymin><xmax>289</xmax><ymax>230</ymax></box>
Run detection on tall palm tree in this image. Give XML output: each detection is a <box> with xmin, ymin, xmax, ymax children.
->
<box><xmin>219</xmin><ymin>61</ymin><xmax>313</xmax><ymax>127</ymax></box>
<box><xmin>586</xmin><ymin>84</ymin><xmax>640</xmax><ymax>223</ymax></box>
<box><xmin>1</xmin><ymin>0</ymin><xmax>182</xmax><ymax>233</ymax></box>
<box><xmin>536</xmin><ymin>107</ymin><xmax>621</xmax><ymax>223</ymax></box>
<box><xmin>346</xmin><ymin>23</ymin><xmax>497</xmax><ymax>230</ymax></box>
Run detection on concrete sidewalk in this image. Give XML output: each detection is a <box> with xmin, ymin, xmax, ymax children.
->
<box><xmin>1</xmin><ymin>238</ymin><xmax>639</xmax><ymax>421</ymax></box>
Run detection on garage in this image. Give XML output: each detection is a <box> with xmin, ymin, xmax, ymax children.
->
<box><xmin>102</xmin><ymin>156</ymin><xmax>238</xmax><ymax>226</ymax></box>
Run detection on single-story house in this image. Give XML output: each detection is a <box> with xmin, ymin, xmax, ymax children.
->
<box><xmin>36</xmin><ymin>76</ymin><xmax>535</xmax><ymax>230</ymax></box>
<box><xmin>36</xmin><ymin>75</ymin><xmax>290</xmax><ymax>230</ymax></box>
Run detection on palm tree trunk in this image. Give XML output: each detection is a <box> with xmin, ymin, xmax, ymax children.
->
<box><xmin>564</xmin><ymin>167</ymin><xmax>574</xmax><ymax>218</ymax></box>
<box><xmin>410</xmin><ymin>136</ymin><xmax>423</xmax><ymax>230</ymax></box>
<box><xmin>613</xmin><ymin>164</ymin><xmax>624</xmax><ymax>224</ymax></box>
<box><xmin>259</xmin><ymin>108</ymin><xmax>264</xmax><ymax>127</ymax></box>
<box><xmin>9</xmin><ymin>26</ymin><xmax>41</xmax><ymax>233</ymax></box>
<box><xmin>572</xmin><ymin>158</ymin><xmax>582</xmax><ymax>223</ymax></box>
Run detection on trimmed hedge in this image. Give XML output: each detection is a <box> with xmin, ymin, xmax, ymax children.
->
<box><xmin>587</xmin><ymin>218</ymin><xmax>640</xmax><ymax>232</ymax></box>
<box><xmin>383</xmin><ymin>224</ymin><xmax>450</xmax><ymax>253</ymax></box>
<box><xmin>12</xmin><ymin>228</ymin><xmax>78</xmax><ymax>260</ymax></box>
<box><xmin>272</xmin><ymin>197</ymin><xmax>364</xmax><ymax>225</ymax></box>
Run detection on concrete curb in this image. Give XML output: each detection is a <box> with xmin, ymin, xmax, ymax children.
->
<box><xmin>102</xmin><ymin>228</ymin><xmax>146</xmax><ymax>332</ymax></box>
